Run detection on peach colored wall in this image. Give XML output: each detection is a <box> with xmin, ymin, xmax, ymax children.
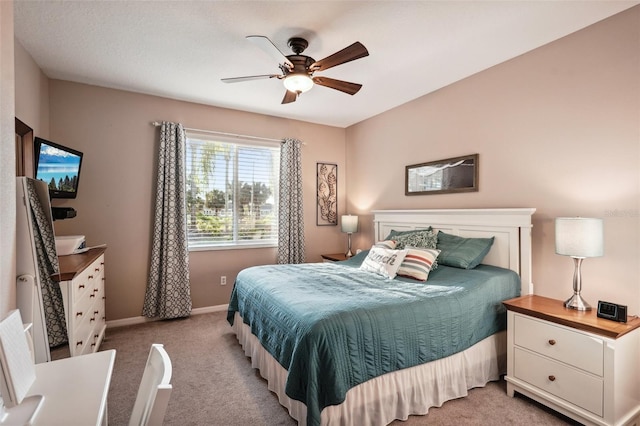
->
<box><xmin>0</xmin><ymin>1</ymin><xmax>15</xmax><ymax>318</ymax></box>
<box><xmin>12</xmin><ymin>6</ymin><xmax>639</xmax><ymax>323</ymax></box>
<box><xmin>346</xmin><ymin>7</ymin><xmax>640</xmax><ymax>314</ymax></box>
<box><xmin>14</xmin><ymin>40</ymin><xmax>49</xmax><ymax>138</ymax></box>
<box><xmin>47</xmin><ymin>81</ymin><xmax>347</xmax><ymax>321</ymax></box>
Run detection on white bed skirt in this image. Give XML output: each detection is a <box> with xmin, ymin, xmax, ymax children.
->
<box><xmin>232</xmin><ymin>312</ymin><xmax>507</xmax><ymax>425</ymax></box>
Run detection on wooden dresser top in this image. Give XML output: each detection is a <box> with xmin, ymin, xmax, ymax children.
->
<box><xmin>503</xmin><ymin>294</ymin><xmax>640</xmax><ymax>339</ymax></box>
<box><xmin>53</xmin><ymin>247</ymin><xmax>107</xmax><ymax>282</ymax></box>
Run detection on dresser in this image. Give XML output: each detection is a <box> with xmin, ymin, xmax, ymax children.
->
<box><xmin>55</xmin><ymin>248</ymin><xmax>107</xmax><ymax>357</ymax></box>
<box><xmin>504</xmin><ymin>295</ymin><xmax>640</xmax><ymax>426</ymax></box>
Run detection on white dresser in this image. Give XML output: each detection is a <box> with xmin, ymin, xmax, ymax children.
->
<box><xmin>504</xmin><ymin>295</ymin><xmax>640</xmax><ymax>426</ymax></box>
<box><xmin>56</xmin><ymin>248</ymin><xmax>107</xmax><ymax>357</ymax></box>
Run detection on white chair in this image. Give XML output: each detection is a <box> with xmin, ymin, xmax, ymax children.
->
<box><xmin>128</xmin><ymin>344</ymin><xmax>173</xmax><ymax>426</ymax></box>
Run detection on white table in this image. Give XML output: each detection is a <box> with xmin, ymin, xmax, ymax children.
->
<box><xmin>26</xmin><ymin>349</ymin><xmax>116</xmax><ymax>426</ymax></box>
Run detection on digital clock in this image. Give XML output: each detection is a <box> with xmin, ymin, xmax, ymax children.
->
<box><xmin>597</xmin><ymin>300</ymin><xmax>627</xmax><ymax>323</ymax></box>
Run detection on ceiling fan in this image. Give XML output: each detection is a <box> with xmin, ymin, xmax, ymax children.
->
<box><xmin>221</xmin><ymin>35</ymin><xmax>369</xmax><ymax>104</ymax></box>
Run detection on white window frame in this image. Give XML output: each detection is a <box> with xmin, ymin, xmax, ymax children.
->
<box><xmin>185</xmin><ymin>131</ymin><xmax>280</xmax><ymax>251</ymax></box>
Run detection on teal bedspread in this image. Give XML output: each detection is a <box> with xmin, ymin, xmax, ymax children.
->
<box><xmin>227</xmin><ymin>253</ymin><xmax>520</xmax><ymax>426</ymax></box>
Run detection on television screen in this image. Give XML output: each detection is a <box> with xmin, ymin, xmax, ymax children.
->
<box><xmin>34</xmin><ymin>137</ymin><xmax>83</xmax><ymax>199</ymax></box>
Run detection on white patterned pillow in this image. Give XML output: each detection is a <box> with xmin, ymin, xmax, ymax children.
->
<box><xmin>397</xmin><ymin>247</ymin><xmax>441</xmax><ymax>281</ymax></box>
<box><xmin>393</xmin><ymin>229</ymin><xmax>437</xmax><ymax>250</ymax></box>
<box><xmin>360</xmin><ymin>246</ymin><xmax>407</xmax><ymax>279</ymax></box>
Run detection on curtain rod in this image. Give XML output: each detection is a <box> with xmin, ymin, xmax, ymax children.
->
<box><xmin>150</xmin><ymin>121</ymin><xmax>283</xmax><ymax>143</ymax></box>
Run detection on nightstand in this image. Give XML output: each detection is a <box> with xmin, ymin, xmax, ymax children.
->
<box><xmin>503</xmin><ymin>295</ymin><xmax>640</xmax><ymax>426</ymax></box>
<box><xmin>321</xmin><ymin>253</ymin><xmax>349</xmax><ymax>263</ymax></box>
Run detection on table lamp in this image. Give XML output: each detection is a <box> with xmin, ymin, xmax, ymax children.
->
<box><xmin>341</xmin><ymin>215</ymin><xmax>359</xmax><ymax>257</ymax></box>
<box><xmin>555</xmin><ymin>217</ymin><xmax>603</xmax><ymax>311</ymax></box>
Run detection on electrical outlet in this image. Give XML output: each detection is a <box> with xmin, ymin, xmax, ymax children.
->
<box><xmin>220</xmin><ymin>276</ymin><xmax>227</xmax><ymax>286</ymax></box>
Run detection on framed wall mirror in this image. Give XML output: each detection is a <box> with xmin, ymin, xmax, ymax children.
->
<box><xmin>405</xmin><ymin>154</ymin><xmax>478</xmax><ymax>195</ymax></box>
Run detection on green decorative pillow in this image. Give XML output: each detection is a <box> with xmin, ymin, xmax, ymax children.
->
<box><xmin>384</xmin><ymin>227</ymin><xmax>433</xmax><ymax>241</ymax></box>
<box><xmin>436</xmin><ymin>231</ymin><xmax>494</xmax><ymax>269</ymax></box>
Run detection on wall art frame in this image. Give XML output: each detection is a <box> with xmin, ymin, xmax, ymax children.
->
<box><xmin>405</xmin><ymin>154</ymin><xmax>479</xmax><ymax>195</ymax></box>
<box><xmin>316</xmin><ymin>162</ymin><xmax>338</xmax><ymax>226</ymax></box>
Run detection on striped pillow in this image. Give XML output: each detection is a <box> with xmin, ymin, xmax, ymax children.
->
<box><xmin>374</xmin><ymin>240</ymin><xmax>397</xmax><ymax>250</ymax></box>
<box><xmin>397</xmin><ymin>247</ymin><xmax>441</xmax><ymax>281</ymax></box>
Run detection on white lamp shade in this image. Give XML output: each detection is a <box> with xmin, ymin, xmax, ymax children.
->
<box><xmin>341</xmin><ymin>215</ymin><xmax>358</xmax><ymax>233</ymax></box>
<box><xmin>283</xmin><ymin>74</ymin><xmax>313</xmax><ymax>93</ymax></box>
<box><xmin>555</xmin><ymin>217</ymin><xmax>603</xmax><ymax>258</ymax></box>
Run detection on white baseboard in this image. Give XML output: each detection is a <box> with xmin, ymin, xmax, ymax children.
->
<box><xmin>106</xmin><ymin>304</ymin><xmax>229</xmax><ymax>329</ymax></box>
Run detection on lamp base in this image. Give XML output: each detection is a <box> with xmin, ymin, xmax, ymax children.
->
<box><xmin>345</xmin><ymin>233</ymin><xmax>353</xmax><ymax>258</ymax></box>
<box><xmin>564</xmin><ymin>293</ymin><xmax>592</xmax><ymax>311</ymax></box>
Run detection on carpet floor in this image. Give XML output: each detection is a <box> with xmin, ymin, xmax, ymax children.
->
<box><xmin>71</xmin><ymin>311</ymin><xmax>577</xmax><ymax>425</ymax></box>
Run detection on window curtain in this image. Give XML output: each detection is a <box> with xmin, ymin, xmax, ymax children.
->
<box><xmin>277</xmin><ymin>138</ymin><xmax>305</xmax><ymax>264</ymax></box>
<box><xmin>143</xmin><ymin>122</ymin><xmax>192</xmax><ymax>319</ymax></box>
<box><xmin>25</xmin><ymin>178</ymin><xmax>67</xmax><ymax>347</ymax></box>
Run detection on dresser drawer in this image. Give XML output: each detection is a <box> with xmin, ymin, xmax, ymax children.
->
<box><xmin>70</xmin><ymin>309</ymin><xmax>93</xmax><ymax>356</ymax></box>
<box><xmin>514</xmin><ymin>314</ymin><xmax>604</xmax><ymax>375</ymax></box>
<box><xmin>70</xmin><ymin>289</ymin><xmax>93</xmax><ymax>329</ymax></box>
<box><xmin>71</xmin><ymin>265</ymin><xmax>92</xmax><ymax>301</ymax></box>
<box><xmin>514</xmin><ymin>347</ymin><xmax>603</xmax><ymax>416</ymax></box>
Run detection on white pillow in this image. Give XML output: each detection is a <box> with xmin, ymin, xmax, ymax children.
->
<box><xmin>360</xmin><ymin>246</ymin><xmax>408</xmax><ymax>279</ymax></box>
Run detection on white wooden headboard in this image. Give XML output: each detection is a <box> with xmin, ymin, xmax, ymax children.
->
<box><xmin>373</xmin><ymin>208</ymin><xmax>536</xmax><ymax>295</ymax></box>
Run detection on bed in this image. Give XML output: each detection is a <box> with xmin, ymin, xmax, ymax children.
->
<box><xmin>227</xmin><ymin>208</ymin><xmax>535</xmax><ymax>425</ymax></box>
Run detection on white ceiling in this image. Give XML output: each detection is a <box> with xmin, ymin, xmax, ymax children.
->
<box><xmin>14</xmin><ymin>1</ymin><xmax>639</xmax><ymax>128</ymax></box>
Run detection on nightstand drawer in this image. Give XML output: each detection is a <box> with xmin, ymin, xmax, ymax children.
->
<box><xmin>514</xmin><ymin>347</ymin><xmax>603</xmax><ymax>416</ymax></box>
<box><xmin>514</xmin><ymin>314</ymin><xmax>603</xmax><ymax>375</ymax></box>
<box><xmin>321</xmin><ymin>253</ymin><xmax>349</xmax><ymax>262</ymax></box>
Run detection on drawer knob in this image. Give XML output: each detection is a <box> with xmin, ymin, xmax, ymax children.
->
<box><xmin>95</xmin><ymin>268</ymin><xmax>100</xmax><ymax>272</ymax></box>
<box><xmin>548</xmin><ymin>375</ymin><xmax>556</xmax><ymax>382</ymax></box>
<box><xmin>78</xmin><ymin>284</ymin><xmax>85</xmax><ymax>289</ymax></box>
<box><xmin>90</xmin><ymin>294</ymin><xmax>95</xmax><ymax>298</ymax></box>
<box><xmin>76</xmin><ymin>311</ymin><xmax>83</xmax><ymax>317</ymax></box>
<box><xmin>76</xmin><ymin>340</ymin><xmax>83</xmax><ymax>347</ymax></box>
<box><xmin>88</xmin><ymin>275</ymin><xmax>94</xmax><ymax>279</ymax></box>
<box><xmin>548</xmin><ymin>339</ymin><xmax>556</xmax><ymax>346</ymax></box>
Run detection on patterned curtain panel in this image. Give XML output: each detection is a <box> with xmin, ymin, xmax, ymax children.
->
<box><xmin>25</xmin><ymin>179</ymin><xmax>68</xmax><ymax>347</ymax></box>
<box><xmin>277</xmin><ymin>138</ymin><xmax>305</xmax><ymax>264</ymax></box>
<box><xmin>143</xmin><ymin>122</ymin><xmax>192</xmax><ymax>319</ymax></box>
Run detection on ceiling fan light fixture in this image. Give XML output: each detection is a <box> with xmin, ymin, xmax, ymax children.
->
<box><xmin>283</xmin><ymin>73</ymin><xmax>313</xmax><ymax>93</ymax></box>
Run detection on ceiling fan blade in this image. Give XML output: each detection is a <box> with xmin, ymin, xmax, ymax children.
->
<box><xmin>247</xmin><ymin>35</ymin><xmax>294</xmax><ymax>70</ymax></box>
<box><xmin>221</xmin><ymin>74</ymin><xmax>281</xmax><ymax>83</ymax></box>
<box><xmin>312</xmin><ymin>76</ymin><xmax>362</xmax><ymax>95</ymax></box>
<box><xmin>281</xmin><ymin>90</ymin><xmax>297</xmax><ymax>104</ymax></box>
<box><xmin>310</xmin><ymin>42</ymin><xmax>369</xmax><ymax>72</ymax></box>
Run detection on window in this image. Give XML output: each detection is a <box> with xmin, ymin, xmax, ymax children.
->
<box><xmin>185</xmin><ymin>132</ymin><xmax>280</xmax><ymax>250</ymax></box>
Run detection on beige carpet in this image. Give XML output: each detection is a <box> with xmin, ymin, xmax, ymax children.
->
<box><xmin>87</xmin><ymin>311</ymin><xmax>576</xmax><ymax>425</ymax></box>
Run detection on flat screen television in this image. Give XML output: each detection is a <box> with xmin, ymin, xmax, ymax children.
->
<box><xmin>34</xmin><ymin>137</ymin><xmax>84</xmax><ymax>199</ymax></box>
